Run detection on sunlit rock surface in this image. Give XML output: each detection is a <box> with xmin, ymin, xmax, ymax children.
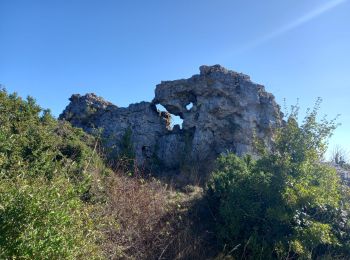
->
<box><xmin>60</xmin><ymin>65</ymin><xmax>283</xmax><ymax>177</ymax></box>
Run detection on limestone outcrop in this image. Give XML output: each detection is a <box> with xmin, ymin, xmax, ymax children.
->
<box><xmin>59</xmin><ymin>93</ymin><xmax>170</xmax><ymax>166</ymax></box>
<box><xmin>60</xmin><ymin>65</ymin><xmax>283</xmax><ymax>177</ymax></box>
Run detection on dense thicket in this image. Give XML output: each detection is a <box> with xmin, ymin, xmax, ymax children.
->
<box><xmin>207</xmin><ymin>101</ymin><xmax>350</xmax><ymax>259</ymax></box>
<box><xmin>0</xmin><ymin>89</ymin><xmax>108</xmax><ymax>259</ymax></box>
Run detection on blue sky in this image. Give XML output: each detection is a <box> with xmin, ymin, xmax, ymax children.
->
<box><xmin>1</xmin><ymin>0</ymin><xmax>349</xmax><ymax>156</ymax></box>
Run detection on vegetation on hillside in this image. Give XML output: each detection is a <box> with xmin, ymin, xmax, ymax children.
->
<box><xmin>1</xmin><ymin>89</ymin><xmax>349</xmax><ymax>259</ymax></box>
<box><xmin>0</xmin><ymin>89</ymin><xmax>109</xmax><ymax>259</ymax></box>
<box><xmin>206</xmin><ymin>101</ymin><xmax>350</xmax><ymax>259</ymax></box>
<box><xmin>0</xmin><ymin>89</ymin><xmax>213</xmax><ymax>259</ymax></box>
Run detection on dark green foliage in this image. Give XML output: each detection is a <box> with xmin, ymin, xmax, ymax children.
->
<box><xmin>119</xmin><ymin>127</ymin><xmax>135</xmax><ymax>160</ymax></box>
<box><xmin>207</xmin><ymin>101</ymin><xmax>349</xmax><ymax>259</ymax></box>
<box><xmin>118</xmin><ymin>127</ymin><xmax>136</xmax><ymax>173</ymax></box>
<box><xmin>0</xmin><ymin>89</ymin><xmax>104</xmax><ymax>259</ymax></box>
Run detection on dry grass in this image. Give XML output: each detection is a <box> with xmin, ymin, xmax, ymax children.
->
<box><xmin>97</xmin><ymin>172</ymin><xmax>167</xmax><ymax>259</ymax></box>
<box><xmin>86</xmin><ymin>143</ymin><xmax>218</xmax><ymax>259</ymax></box>
<box><xmin>90</xmin><ymin>169</ymin><xmax>218</xmax><ymax>260</ymax></box>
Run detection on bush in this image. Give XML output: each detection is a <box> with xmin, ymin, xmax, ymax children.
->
<box><xmin>207</xmin><ymin>101</ymin><xmax>350</xmax><ymax>259</ymax></box>
<box><xmin>116</xmin><ymin>127</ymin><xmax>136</xmax><ymax>174</ymax></box>
<box><xmin>0</xmin><ymin>176</ymin><xmax>101</xmax><ymax>259</ymax></box>
<box><xmin>0</xmin><ymin>89</ymin><xmax>105</xmax><ymax>259</ymax></box>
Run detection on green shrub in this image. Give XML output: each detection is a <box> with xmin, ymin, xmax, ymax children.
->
<box><xmin>207</xmin><ymin>100</ymin><xmax>350</xmax><ymax>259</ymax></box>
<box><xmin>0</xmin><ymin>89</ymin><xmax>105</xmax><ymax>259</ymax></box>
<box><xmin>117</xmin><ymin>127</ymin><xmax>136</xmax><ymax>174</ymax></box>
<box><xmin>0</xmin><ymin>176</ymin><xmax>102</xmax><ymax>259</ymax></box>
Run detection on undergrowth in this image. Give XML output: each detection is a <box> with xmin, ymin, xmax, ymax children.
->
<box><xmin>2</xmin><ymin>89</ymin><xmax>349</xmax><ymax>259</ymax></box>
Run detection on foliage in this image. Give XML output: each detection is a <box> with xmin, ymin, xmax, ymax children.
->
<box><xmin>207</xmin><ymin>100</ymin><xmax>350</xmax><ymax>259</ymax></box>
<box><xmin>119</xmin><ymin>127</ymin><xmax>135</xmax><ymax>160</ymax></box>
<box><xmin>117</xmin><ymin>127</ymin><xmax>136</xmax><ymax>174</ymax></box>
<box><xmin>0</xmin><ymin>176</ymin><xmax>101</xmax><ymax>259</ymax></box>
<box><xmin>0</xmin><ymin>89</ymin><xmax>104</xmax><ymax>259</ymax></box>
<box><xmin>2</xmin><ymin>87</ymin><xmax>350</xmax><ymax>259</ymax></box>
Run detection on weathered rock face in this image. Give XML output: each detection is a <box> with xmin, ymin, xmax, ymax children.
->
<box><xmin>59</xmin><ymin>93</ymin><xmax>170</xmax><ymax>165</ymax></box>
<box><xmin>60</xmin><ymin>65</ymin><xmax>283</xmax><ymax>177</ymax></box>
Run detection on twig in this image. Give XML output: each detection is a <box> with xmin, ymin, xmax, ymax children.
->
<box><xmin>84</xmin><ymin>139</ymin><xmax>98</xmax><ymax>173</ymax></box>
<box><xmin>158</xmin><ymin>237</ymin><xmax>176</xmax><ymax>260</ymax></box>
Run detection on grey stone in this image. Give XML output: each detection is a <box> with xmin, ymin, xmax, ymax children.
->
<box><xmin>59</xmin><ymin>93</ymin><xmax>170</xmax><ymax>166</ymax></box>
<box><xmin>153</xmin><ymin>65</ymin><xmax>282</xmax><ymax>165</ymax></box>
<box><xmin>60</xmin><ymin>65</ymin><xmax>283</xmax><ymax>177</ymax></box>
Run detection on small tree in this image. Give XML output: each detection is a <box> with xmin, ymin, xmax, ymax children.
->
<box><xmin>207</xmin><ymin>100</ymin><xmax>349</xmax><ymax>259</ymax></box>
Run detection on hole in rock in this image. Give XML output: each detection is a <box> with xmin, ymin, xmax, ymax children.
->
<box><xmin>186</xmin><ymin>102</ymin><xmax>193</xmax><ymax>111</ymax></box>
<box><xmin>156</xmin><ymin>104</ymin><xmax>183</xmax><ymax>129</ymax></box>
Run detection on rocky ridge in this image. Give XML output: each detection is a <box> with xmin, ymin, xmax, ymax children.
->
<box><xmin>60</xmin><ymin>65</ymin><xmax>283</xmax><ymax>179</ymax></box>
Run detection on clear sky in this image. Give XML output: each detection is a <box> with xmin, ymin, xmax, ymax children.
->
<box><xmin>1</xmin><ymin>0</ymin><xmax>349</xmax><ymax>156</ymax></box>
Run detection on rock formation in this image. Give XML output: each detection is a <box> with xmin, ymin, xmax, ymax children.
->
<box><xmin>59</xmin><ymin>93</ymin><xmax>170</xmax><ymax>166</ymax></box>
<box><xmin>60</xmin><ymin>65</ymin><xmax>283</xmax><ymax>178</ymax></box>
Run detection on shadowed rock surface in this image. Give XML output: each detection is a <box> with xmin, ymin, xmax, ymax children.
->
<box><xmin>60</xmin><ymin>65</ymin><xmax>283</xmax><ymax>179</ymax></box>
<box><xmin>59</xmin><ymin>93</ymin><xmax>170</xmax><ymax>166</ymax></box>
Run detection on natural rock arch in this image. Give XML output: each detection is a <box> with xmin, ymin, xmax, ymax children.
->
<box><xmin>60</xmin><ymin>65</ymin><xmax>283</xmax><ymax>181</ymax></box>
